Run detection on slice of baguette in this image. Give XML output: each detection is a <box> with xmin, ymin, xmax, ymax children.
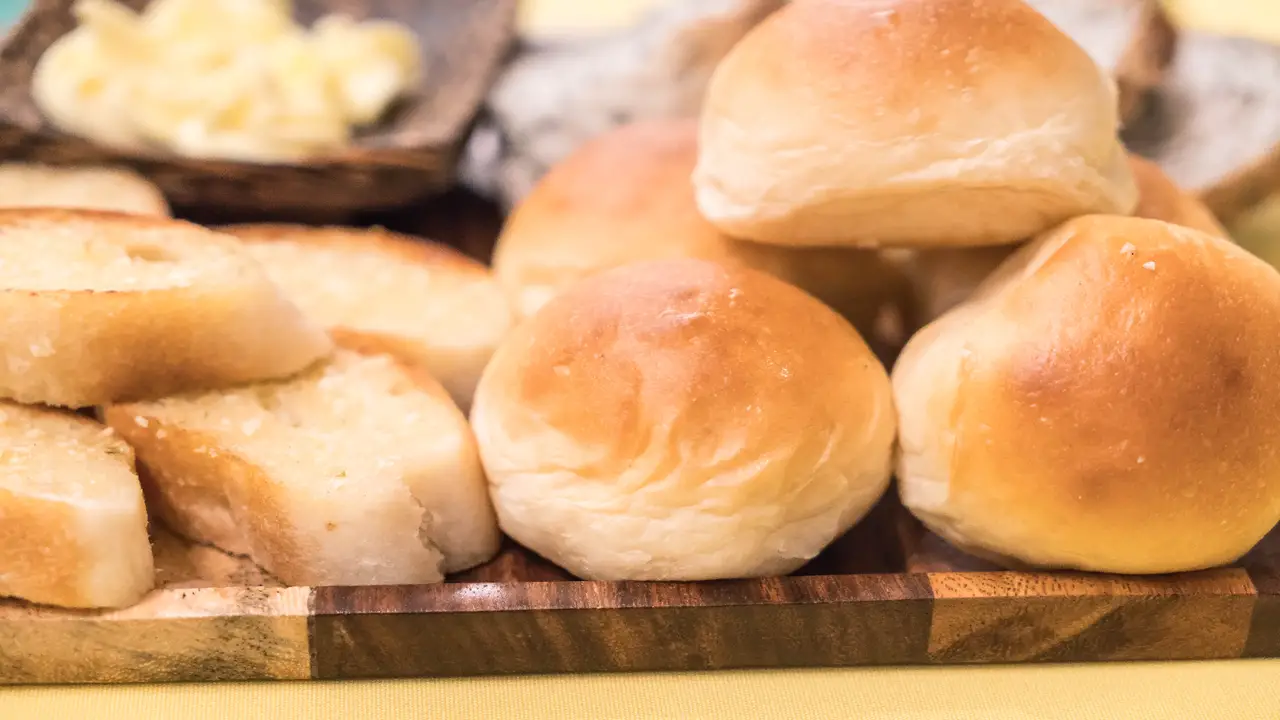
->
<box><xmin>221</xmin><ymin>224</ymin><xmax>513</xmax><ymax>411</ymax></box>
<box><xmin>0</xmin><ymin>163</ymin><xmax>169</xmax><ymax>217</ymax></box>
<box><xmin>0</xmin><ymin>402</ymin><xmax>154</xmax><ymax>608</ymax></box>
<box><xmin>0</xmin><ymin>209</ymin><xmax>333</xmax><ymax>407</ymax></box>
<box><xmin>103</xmin><ymin>344</ymin><xmax>502</xmax><ymax>587</ymax></box>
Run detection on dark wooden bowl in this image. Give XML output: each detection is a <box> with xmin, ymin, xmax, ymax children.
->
<box><xmin>0</xmin><ymin>0</ymin><xmax>518</xmax><ymax>213</ymax></box>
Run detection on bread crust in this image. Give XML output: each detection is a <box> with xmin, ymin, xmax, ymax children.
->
<box><xmin>897</xmin><ymin>154</ymin><xmax>1230</xmax><ymax>327</ymax></box>
<box><xmin>492</xmin><ymin>118</ymin><xmax>912</xmax><ymax>337</ymax></box>
<box><xmin>894</xmin><ymin>215</ymin><xmax>1280</xmax><ymax>573</ymax></box>
<box><xmin>0</xmin><ymin>404</ymin><xmax>153</xmax><ymax>608</ymax></box>
<box><xmin>104</xmin><ymin>341</ymin><xmax>500</xmax><ymax>586</ymax></box>
<box><xmin>223</xmin><ymin>224</ymin><xmax>512</xmax><ymax>411</ymax></box>
<box><xmin>0</xmin><ymin>163</ymin><xmax>169</xmax><ymax>217</ymax></box>
<box><xmin>0</xmin><ymin>209</ymin><xmax>333</xmax><ymax>407</ymax></box>
<box><xmin>1129</xmin><ymin>155</ymin><xmax>1228</xmax><ymax>237</ymax></box>
<box><xmin>694</xmin><ymin>0</ymin><xmax>1137</xmax><ymax>247</ymax></box>
<box><xmin>223</xmin><ymin>224</ymin><xmax>491</xmax><ymax>276</ymax></box>
<box><xmin>471</xmin><ymin>259</ymin><xmax>896</xmax><ymax>580</ymax></box>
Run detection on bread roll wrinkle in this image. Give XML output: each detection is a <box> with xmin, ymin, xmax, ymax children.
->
<box><xmin>894</xmin><ymin>215</ymin><xmax>1280</xmax><ymax>573</ymax></box>
<box><xmin>694</xmin><ymin>0</ymin><xmax>1137</xmax><ymax>246</ymax></box>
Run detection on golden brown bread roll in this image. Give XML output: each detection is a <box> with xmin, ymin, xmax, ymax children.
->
<box><xmin>693</xmin><ymin>0</ymin><xmax>1137</xmax><ymax>248</ymax></box>
<box><xmin>492</xmin><ymin>119</ymin><xmax>910</xmax><ymax>337</ymax></box>
<box><xmin>900</xmin><ymin>154</ymin><xmax>1230</xmax><ymax>325</ymax></box>
<box><xmin>1128</xmin><ymin>154</ymin><xmax>1228</xmax><ymax>237</ymax></box>
<box><xmin>893</xmin><ymin>215</ymin><xmax>1280</xmax><ymax>574</ymax></box>
<box><xmin>471</xmin><ymin>259</ymin><xmax>896</xmax><ymax>580</ymax></box>
<box><xmin>894</xmin><ymin>245</ymin><xmax>1023</xmax><ymax>328</ymax></box>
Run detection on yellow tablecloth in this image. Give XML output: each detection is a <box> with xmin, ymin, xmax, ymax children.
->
<box><xmin>5</xmin><ymin>1</ymin><xmax>1280</xmax><ymax>718</ymax></box>
<box><xmin>2</xmin><ymin>662</ymin><xmax>1279</xmax><ymax>719</ymax></box>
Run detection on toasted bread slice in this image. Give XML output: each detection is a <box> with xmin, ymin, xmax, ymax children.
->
<box><xmin>0</xmin><ymin>209</ymin><xmax>333</xmax><ymax>407</ymax></box>
<box><xmin>104</xmin><ymin>345</ymin><xmax>501</xmax><ymax>587</ymax></box>
<box><xmin>0</xmin><ymin>163</ymin><xmax>169</xmax><ymax>217</ymax></box>
<box><xmin>222</xmin><ymin>225</ymin><xmax>513</xmax><ymax>410</ymax></box>
<box><xmin>0</xmin><ymin>402</ymin><xmax>153</xmax><ymax>608</ymax></box>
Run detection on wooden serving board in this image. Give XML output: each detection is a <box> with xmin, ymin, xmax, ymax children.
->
<box><xmin>2</xmin><ymin>492</ymin><xmax>1277</xmax><ymax>685</ymax></box>
<box><xmin>3</xmin><ymin>191</ymin><xmax>1279</xmax><ymax>685</ymax></box>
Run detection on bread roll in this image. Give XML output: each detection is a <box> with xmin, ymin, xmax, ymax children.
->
<box><xmin>471</xmin><ymin>259</ymin><xmax>895</xmax><ymax>580</ymax></box>
<box><xmin>0</xmin><ymin>163</ymin><xmax>168</xmax><ymax>217</ymax></box>
<box><xmin>0</xmin><ymin>209</ymin><xmax>332</xmax><ymax>407</ymax></box>
<box><xmin>693</xmin><ymin>0</ymin><xmax>1137</xmax><ymax>248</ymax></box>
<box><xmin>894</xmin><ymin>245</ymin><xmax>1023</xmax><ymax>328</ymax></box>
<box><xmin>0</xmin><ymin>403</ymin><xmax>153</xmax><ymax>608</ymax></box>
<box><xmin>900</xmin><ymin>155</ymin><xmax>1230</xmax><ymax>325</ymax></box>
<box><xmin>492</xmin><ymin>119</ymin><xmax>910</xmax><ymax>336</ymax></box>
<box><xmin>1129</xmin><ymin>155</ymin><xmax>1228</xmax><ymax>237</ymax></box>
<box><xmin>894</xmin><ymin>215</ymin><xmax>1280</xmax><ymax>574</ymax></box>
<box><xmin>104</xmin><ymin>344</ymin><xmax>500</xmax><ymax>587</ymax></box>
<box><xmin>224</xmin><ymin>225</ymin><xmax>512</xmax><ymax>411</ymax></box>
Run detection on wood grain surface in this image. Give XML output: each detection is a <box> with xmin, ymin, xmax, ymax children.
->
<box><xmin>311</xmin><ymin>574</ymin><xmax>932</xmax><ymax>678</ymax></box>
<box><xmin>926</xmin><ymin>569</ymin><xmax>1255</xmax><ymax>663</ymax></box>
<box><xmin>1243</xmin><ymin>529</ymin><xmax>1280</xmax><ymax>657</ymax></box>
<box><xmin>0</xmin><ymin>526</ymin><xmax>311</xmax><ymax>684</ymax></box>
<box><xmin>2</xmin><ymin>504</ymin><xmax>1277</xmax><ymax>684</ymax></box>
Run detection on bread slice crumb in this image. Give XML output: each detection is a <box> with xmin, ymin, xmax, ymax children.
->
<box><xmin>104</xmin><ymin>346</ymin><xmax>500</xmax><ymax>587</ymax></box>
<box><xmin>223</xmin><ymin>224</ymin><xmax>512</xmax><ymax>411</ymax></box>
<box><xmin>0</xmin><ymin>402</ymin><xmax>153</xmax><ymax>608</ymax></box>
<box><xmin>0</xmin><ymin>209</ymin><xmax>333</xmax><ymax>407</ymax></box>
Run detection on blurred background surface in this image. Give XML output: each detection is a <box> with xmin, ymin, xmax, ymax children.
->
<box><xmin>518</xmin><ymin>0</ymin><xmax>1280</xmax><ymax>39</ymax></box>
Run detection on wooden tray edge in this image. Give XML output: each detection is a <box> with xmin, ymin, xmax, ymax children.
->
<box><xmin>2</xmin><ymin>566</ymin><xmax>1277</xmax><ymax>684</ymax></box>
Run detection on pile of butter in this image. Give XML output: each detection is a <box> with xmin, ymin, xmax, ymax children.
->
<box><xmin>32</xmin><ymin>0</ymin><xmax>423</xmax><ymax>162</ymax></box>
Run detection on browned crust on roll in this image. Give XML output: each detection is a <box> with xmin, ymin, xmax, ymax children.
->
<box><xmin>894</xmin><ymin>215</ymin><xmax>1280</xmax><ymax>574</ymax></box>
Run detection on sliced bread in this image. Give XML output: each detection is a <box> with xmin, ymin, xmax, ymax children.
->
<box><xmin>221</xmin><ymin>224</ymin><xmax>513</xmax><ymax>410</ymax></box>
<box><xmin>0</xmin><ymin>163</ymin><xmax>169</xmax><ymax>217</ymax></box>
<box><xmin>0</xmin><ymin>209</ymin><xmax>333</xmax><ymax>407</ymax></box>
<box><xmin>103</xmin><ymin>344</ymin><xmax>501</xmax><ymax>587</ymax></box>
<box><xmin>0</xmin><ymin>402</ymin><xmax>154</xmax><ymax>608</ymax></box>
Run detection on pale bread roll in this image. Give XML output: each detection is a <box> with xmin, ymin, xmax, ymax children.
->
<box><xmin>492</xmin><ymin>118</ymin><xmax>911</xmax><ymax>338</ymax></box>
<box><xmin>894</xmin><ymin>215</ymin><xmax>1280</xmax><ymax>574</ymax></box>
<box><xmin>901</xmin><ymin>154</ymin><xmax>1230</xmax><ymax>324</ymax></box>
<box><xmin>223</xmin><ymin>225</ymin><xmax>512</xmax><ymax>411</ymax></box>
<box><xmin>0</xmin><ymin>164</ymin><xmax>168</xmax><ymax>217</ymax></box>
<box><xmin>0</xmin><ymin>209</ymin><xmax>332</xmax><ymax>407</ymax></box>
<box><xmin>471</xmin><ymin>259</ymin><xmax>895</xmax><ymax>581</ymax></box>
<box><xmin>0</xmin><ymin>403</ymin><xmax>153</xmax><ymax>608</ymax></box>
<box><xmin>693</xmin><ymin>0</ymin><xmax>1137</xmax><ymax>248</ymax></box>
<box><xmin>104</xmin><ymin>344</ymin><xmax>500</xmax><ymax>587</ymax></box>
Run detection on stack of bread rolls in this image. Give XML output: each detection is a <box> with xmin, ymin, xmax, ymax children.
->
<box><xmin>475</xmin><ymin>0</ymin><xmax>1280</xmax><ymax>579</ymax></box>
<box><xmin>5</xmin><ymin>0</ymin><xmax>1280</xmax><ymax>610</ymax></box>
